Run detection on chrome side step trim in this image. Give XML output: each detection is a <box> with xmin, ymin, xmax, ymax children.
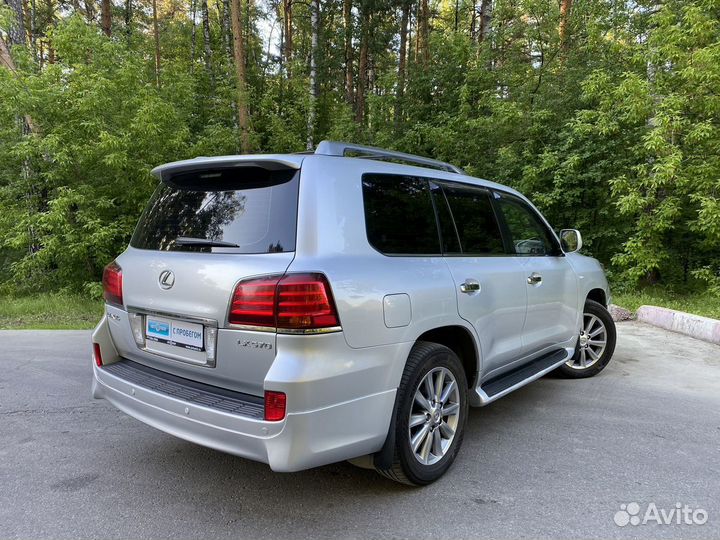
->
<box><xmin>474</xmin><ymin>348</ymin><xmax>574</xmax><ymax>406</ymax></box>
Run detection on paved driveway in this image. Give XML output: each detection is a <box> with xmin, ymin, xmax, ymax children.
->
<box><xmin>1</xmin><ymin>322</ymin><xmax>719</xmax><ymax>539</ymax></box>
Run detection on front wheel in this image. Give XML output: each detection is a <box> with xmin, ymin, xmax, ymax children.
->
<box><xmin>376</xmin><ymin>342</ymin><xmax>468</xmax><ymax>485</ymax></box>
<box><xmin>556</xmin><ymin>299</ymin><xmax>616</xmax><ymax>379</ymax></box>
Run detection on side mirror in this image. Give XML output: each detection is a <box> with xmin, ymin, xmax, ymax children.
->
<box><xmin>560</xmin><ymin>229</ymin><xmax>582</xmax><ymax>253</ymax></box>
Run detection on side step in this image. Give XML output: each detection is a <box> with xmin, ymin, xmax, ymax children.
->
<box><xmin>475</xmin><ymin>349</ymin><xmax>571</xmax><ymax>406</ymax></box>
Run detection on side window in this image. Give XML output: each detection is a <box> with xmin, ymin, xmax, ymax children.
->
<box><xmin>429</xmin><ymin>182</ymin><xmax>461</xmax><ymax>253</ymax></box>
<box><xmin>440</xmin><ymin>183</ymin><xmax>505</xmax><ymax>255</ymax></box>
<box><xmin>495</xmin><ymin>193</ymin><xmax>558</xmax><ymax>256</ymax></box>
<box><xmin>362</xmin><ymin>174</ymin><xmax>441</xmax><ymax>255</ymax></box>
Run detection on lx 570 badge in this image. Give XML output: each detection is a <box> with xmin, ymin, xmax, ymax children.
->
<box><xmin>238</xmin><ymin>339</ymin><xmax>273</xmax><ymax>350</ymax></box>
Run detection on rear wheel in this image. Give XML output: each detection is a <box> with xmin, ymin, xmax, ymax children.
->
<box><xmin>376</xmin><ymin>342</ymin><xmax>468</xmax><ymax>485</ymax></box>
<box><xmin>557</xmin><ymin>299</ymin><xmax>616</xmax><ymax>378</ymax></box>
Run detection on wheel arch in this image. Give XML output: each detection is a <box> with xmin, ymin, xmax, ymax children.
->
<box><xmin>586</xmin><ymin>288</ymin><xmax>607</xmax><ymax>307</ymax></box>
<box><xmin>415</xmin><ymin>325</ymin><xmax>479</xmax><ymax>388</ymax></box>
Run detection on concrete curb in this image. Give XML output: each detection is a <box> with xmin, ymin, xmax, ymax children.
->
<box><xmin>635</xmin><ymin>305</ymin><xmax>720</xmax><ymax>346</ymax></box>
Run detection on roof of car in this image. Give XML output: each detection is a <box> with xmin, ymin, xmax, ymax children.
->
<box><xmin>151</xmin><ymin>141</ymin><xmax>523</xmax><ymax>199</ymax></box>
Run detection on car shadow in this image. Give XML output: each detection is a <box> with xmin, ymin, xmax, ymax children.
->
<box><xmin>107</xmin><ymin>374</ymin><xmax>568</xmax><ymax>501</ymax></box>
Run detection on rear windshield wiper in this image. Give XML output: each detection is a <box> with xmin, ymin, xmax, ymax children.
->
<box><xmin>174</xmin><ymin>236</ymin><xmax>240</xmax><ymax>248</ymax></box>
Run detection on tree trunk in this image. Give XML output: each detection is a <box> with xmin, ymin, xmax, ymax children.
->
<box><xmin>394</xmin><ymin>1</ymin><xmax>409</xmax><ymax>131</ymax></box>
<box><xmin>30</xmin><ymin>0</ymin><xmax>37</xmax><ymax>58</ymax></box>
<box><xmin>222</xmin><ymin>0</ymin><xmax>232</xmax><ymax>56</ymax></box>
<box><xmin>343</xmin><ymin>0</ymin><xmax>353</xmax><ymax>105</ymax></box>
<box><xmin>22</xmin><ymin>0</ymin><xmax>31</xmax><ymax>38</ymax></box>
<box><xmin>125</xmin><ymin>0</ymin><xmax>132</xmax><ymax>36</ymax></box>
<box><xmin>470</xmin><ymin>1</ymin><xmax>476</xmax><ymax>40</ymax></box>
<box><xmin>202</xmin><ymin>0</ymin><xmax>212</xmax><ymax>73</ymax></box>
<box><xmin>45</xmin><ymin>0</ymin><xmax>55</xmax><ymax>65</ymax></box>
<box><xmin>282</xmin><ymin>0</ymin><xmax>292</xmax><ymax>76</ymax></box>
<box><xmin>559</xmin><ymin>0</ymin><xmax>571</xmax><ymax>45</ymax></box>
<box><xmin>306</xmin><ymin>0</ymin><xmax>319</xmax><ymax>150</ymax></box>
<box><xmin>418</xmin><ymin>0</ymin><xmax>429</xmax><ymax>65</ymax></box>
<box><xmin>5</xmin><ymin>0</ymin><xmax>27</xmax><ymax>45</ymax></box>
<box><xmin>355</xmin><ymin>15</ymin><xmax>368</xmax><ymax>124</ymax></box>
<box><xmin>101</xmin><ymin>0</ymin><xmax>111</xmax><ymax>36</ymax></box>
<box><xmin>152</xmin><ymin>0</ymin><xmax>161</xmax><ymax>87</ymax></box>
<box><xmin>478</xmin><ymin>0</ymin><xmax>491</xmax><ymax>43</ymax></box>
<box><xmin>230</xmin><ymin>0</ymin><xmax>251</xmax><ymax>152</ymax></box>
<box><xmin>190</xmin><ymin>0</ymin><xmax>197</xmax><ymax>71</ymax></box>
<box><xmin>454</xmin><ymin>0</ymin><xmax>458</xmax><ymax>32</ymax></box>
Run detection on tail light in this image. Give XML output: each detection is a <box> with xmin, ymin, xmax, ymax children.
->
<box><xmin>229</xmin><ymin>275</ymin><xmax>281</xmax><ymax>327</ymax></box>
<box><xmin>264</xmin><ymin>391</ymin><xmax>286</xmax><ymax>421</ymax></box>
<box><xmin>102</xmin><ymin>261</ymin><xmax>123</xmax><ymax>306</ymax></box>
<box><xmin>93</xmin><ymin>343</ymin><xmax>103</xmax><ymax>367</ymax></box>
<box><xmin>229</xmin><ymin>273</ymin><xmax>340</xmax><ymax>331</ymax></box>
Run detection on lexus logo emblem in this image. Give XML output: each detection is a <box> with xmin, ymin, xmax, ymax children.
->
<box><xmin>158</xmin><ymin>270</ymin><xmax>175</xmax><ymax>290</ymax></box>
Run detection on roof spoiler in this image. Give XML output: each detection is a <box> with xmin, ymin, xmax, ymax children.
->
<box><xmin>151</xmin><ymin>156</ymin><xmax>302</xmax><ymax>183</ymax></box>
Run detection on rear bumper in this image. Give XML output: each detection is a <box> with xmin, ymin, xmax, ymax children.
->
<box><xmin>92</xmin><ymin>362</ymin><xmax>396</xmax><ymax>472</ymax></box>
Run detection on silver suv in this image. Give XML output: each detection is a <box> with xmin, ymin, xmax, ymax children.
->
<box><xmin>91</xmin><ymin>141</ymin><xmax>616</xmax><ymax>485</ymax></box>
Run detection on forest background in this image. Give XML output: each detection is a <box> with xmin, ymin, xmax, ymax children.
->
<box><xmin>1</xmin><ymin>0</ymin><xmax>718</xmax><ymax>326</ymax></box>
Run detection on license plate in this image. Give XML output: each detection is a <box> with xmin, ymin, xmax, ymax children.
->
<box><xmin>145</xmin><ymin>316</ymin><xmax>205</xmax><ymax>352</ymax></box>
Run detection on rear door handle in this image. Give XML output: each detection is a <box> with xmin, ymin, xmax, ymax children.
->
<box><xmin>527</xmin><ymin>272</ymin><xmax>542</xmax><ymax>285</ymax></box>
<box><xmin>460</xmin><ymin>279</ymin><xmax>481</xmax><ymax>293</ymax></box>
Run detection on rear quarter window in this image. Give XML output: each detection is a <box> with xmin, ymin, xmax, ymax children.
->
<box><xmin>361</xmin><ymin>174</ymin><xmax>441</xmax><ymax>255</ymax></box>
<box><xmin>131</xmin><ymin>167</ymin><xmax>299</xmax><ymax>254</ymax></box>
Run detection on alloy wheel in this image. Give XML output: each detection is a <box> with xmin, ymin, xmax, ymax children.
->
<box><xmin>566</xmin><ymin>313</ymin><xmax>608</xmax><ymax>370</ymax></box>
<box><xmin>408</xmin><ymin>367</ymin><xmax>461</xmax><ymax>465</ymax></box>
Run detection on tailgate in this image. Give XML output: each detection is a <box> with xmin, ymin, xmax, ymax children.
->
<box><xmin>106</xmin><ymin>160</ymin><xmax>301</xmax><ymax>396</ymax></box>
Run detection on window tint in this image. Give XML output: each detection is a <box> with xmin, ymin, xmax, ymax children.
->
<box><xmin>362</xmin><ymin>174</ymin><xmax>441</xmax><ymax>255</ymax></box>
<box><xmin>430</xmin><ymin>182</ymin><xmax>461</xmax><ymax>253</ymax></box>
<box><xmin>131</xmin><ymin>168</ymin><xmax>298</xmax><ymax>254</ymax></box>
<box><xmin>495</xmin><ymin>193</ymin><xmax>557</xmax><ymax>256</ymax></box>
<box><xmin>440</xmin><ymin>183</ymin><xmax>505</xmax><ymax>255</ymax></box>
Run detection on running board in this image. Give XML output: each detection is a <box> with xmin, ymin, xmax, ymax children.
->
<box><xmin>474</xmin><ymin>349</ymin><xmax>572</xmax><ymax>406</ymax></box>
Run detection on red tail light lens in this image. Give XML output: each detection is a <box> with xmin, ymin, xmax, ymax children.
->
<box><xmin>102</xmin><ymin>261</ymin><xmax>123</xmax><ymax>306</ymax></box>
<box><xmin>229</xmin><ymin>273</ymin><xmax>340</xmax><ymax>331</ymax></box>
<box><xmin>229</xmin><ymin>275</ymin><xmax>282</xmax><ymax>327</ymax></box>
<box><xmin>276</xmin><ymin>273</ymin><xmax>339</xmax><ymax>329</ymax></box>
<box><xmin>264</xmin><ymin>390</ymin><xmax>286</xmax><ymax>421</ymax></box>
<box><xmin>93</xmin><ymin>343</ymin><xmax>103</xmax><ymax>367</ymax></box>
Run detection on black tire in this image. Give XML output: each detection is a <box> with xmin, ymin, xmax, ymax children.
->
<box><xmin>556</xmin><ymin>299</ymin><xmax>616</xmax><ymax>379</ymax></box>
<box><xmin>375</xmin><ymin>342</ymin><xmax>468</xmax><ymax>486</ymax></box>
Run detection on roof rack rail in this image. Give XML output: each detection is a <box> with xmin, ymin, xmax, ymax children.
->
<box><xmin>314</xmin><ymin>140</ymin><xmax>464</xmax><ymax>174</ymax></box>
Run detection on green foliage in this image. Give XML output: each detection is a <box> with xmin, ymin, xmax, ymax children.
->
<box><xmin>0</xmin><ymin>0</ymin><xmax>718</xmax><ymax>297</ymax></box>
<box><xmin>1</xmin><ymin>17</ymin><xmax>191</xmax><ymax>292</ymax></box>
<box><xmin>613</xmin><ymin>288</ymin><xmax>720</xmax><ymax>321</ymax></box>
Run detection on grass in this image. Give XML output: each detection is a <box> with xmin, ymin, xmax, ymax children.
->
<box><xmin>613</xmin><ymin>288</ymin><xmax>720</xmax><ymax>320</ymax></box>
<box><xmin>0</xmin><ymin>293</ymin><xmax>104</xmax><ymax>330</ymax></box>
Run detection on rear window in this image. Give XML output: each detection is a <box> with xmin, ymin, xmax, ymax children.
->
<box><xmin>362</xmin><ymin>174</ymin><xmax>441</xmax><ymax>255</ymax></box>
<box><xmin>131</xmin><ymin>167</ymin><xmax>299</xmax><ymax>253</ymax></box>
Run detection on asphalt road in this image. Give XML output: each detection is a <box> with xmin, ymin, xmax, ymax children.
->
<box><xmin>1</xmin><ymin>322</ymin><xmax>719</xmax><ymax>540</ymax></box>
